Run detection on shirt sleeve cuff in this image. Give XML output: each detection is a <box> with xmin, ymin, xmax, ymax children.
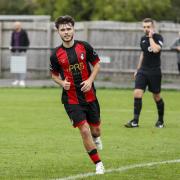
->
<box><xmin>91</xmin><ymin>58</ymin><xmax>100</xmax><ymax>66</ymax></box>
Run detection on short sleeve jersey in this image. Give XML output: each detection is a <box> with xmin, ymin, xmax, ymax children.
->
<box><xmin>50</xmin><ymin>40</ymin><xmax>100</xmax><ymax>105</ymax></box>
<box><xmin>140</xmin><ymin>33</ymin><xmax>163</xmax><ymax>69</ymax></box>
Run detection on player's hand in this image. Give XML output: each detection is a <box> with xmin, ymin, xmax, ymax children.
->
<box><xmin>80</xmin><ymin>79</ymin><xmax>92</xmax><ymax>93</ymax></box>
<box><xmin>148</xmin><ymin>29</ymin><xmax>154</xmax><ymax>38</ymax></box>
<box><xmin>62</xmin><ymin>78</ymin><xmax>71</xmax><ymax>90</ymax></box>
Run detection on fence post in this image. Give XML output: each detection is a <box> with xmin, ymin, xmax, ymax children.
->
<box><xmin>46</xmin><ymin>22</ymin><xmax>52</xmax><ymax>77</ymax></box>
<box><xmin>83</xmin><ymin>22</ymin><xmax>89</xmax><ymax>42</ymax></box>
<box><xmin>0</xmin><ymin>22</ymin><xmax>2</xmax><ymax>77</ymax></box>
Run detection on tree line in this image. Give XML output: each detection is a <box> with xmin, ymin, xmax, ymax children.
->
<box><xmin>0</xmin><ymin>0</ymin><xmax>179</xmax><ymax>22</ymax></box>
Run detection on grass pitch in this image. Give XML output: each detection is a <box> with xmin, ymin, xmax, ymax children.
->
<box><xmin>0</xmin><ymin>88</ymin><xmax>180</xmax><ymax>180</ymax></box>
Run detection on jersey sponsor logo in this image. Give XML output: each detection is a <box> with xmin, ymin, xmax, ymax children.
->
<box><xmin>68</xmin><ymin>62</ymin><xmax>84</xmax><ymax>73</ymax></box>
<box><xmin>148</xmin><ymin>46</ymin><xmax>153</xmax><ymax>52</ymax></box>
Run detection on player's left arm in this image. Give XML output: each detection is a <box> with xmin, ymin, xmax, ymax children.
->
<box><xmin>149</xmin><ymin>31</ymin><xmax>163</xmax><ymax>53</ymax></box>
<box><xmin>81</xmin><ymin>42</ymin><xmax>100</xmax><ymax>92</ymax></box>
<box><xmin>81</xmin><ymin>62</ymin><xmax>100</xmax><ymax>93</ymax></box>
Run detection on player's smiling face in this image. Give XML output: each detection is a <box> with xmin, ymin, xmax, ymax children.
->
<box><xmin>143</xmin><ymin>22</ymin><xmax>153</xmax><ymax>36</ymax></box>
<box><xmin>58</xmin><ymin>23</ymin><xmax>74</xmax><ymax>42</ymax></box>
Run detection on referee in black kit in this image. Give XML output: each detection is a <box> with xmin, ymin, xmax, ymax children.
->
<box><xmin>125</xmin><ymin>18</ymin><xmax>165</xmax><ymax>128</ymax></box>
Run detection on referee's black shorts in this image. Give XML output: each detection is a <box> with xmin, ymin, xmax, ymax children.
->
<box><xmin>64</xmin><ymin>100</ymin><xmax>101</xmax><ymax>128</ymax></box>
<box><xmin>135</xmin><ymin>71</ymin><xmax>162</xmax><ymax>93</ymax></box>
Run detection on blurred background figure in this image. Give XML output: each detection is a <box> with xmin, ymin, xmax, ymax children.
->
<box><xmin>171</xmin><ymin>31</ymin><xmax>180</xmax><ymax>74</ymax></box>
<box><xmin>10</xmin><ymin>21</ymin><xmax>30</xmax><ymax>87</ymax></box>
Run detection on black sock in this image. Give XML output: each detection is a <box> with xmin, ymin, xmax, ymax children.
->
<box><xmin>156</xmin><ymin>99</ymin><xmax>164</xmax><ymax>122</ymax></box>
<box><xmin>133</xmin><ymin>98</ymin><xmax>142</xmax><ymax>123</ymax></box>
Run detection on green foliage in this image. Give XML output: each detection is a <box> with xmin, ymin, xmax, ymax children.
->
<box><xmin>32</xmin><ymin>0</ymin><xmax>95</xmax><ymax>20</ymax></box>
<box><xmin>54</xmin><ymin>0</ymin><xmax>95</xmax><ymax>21</ymax></box>
<box><xmin>0</xmin><ymin>0</ymin><xmax>179</xmax><ymax>22</ymax></box>
<box><xmin>0</xmin><ymin>0</ymin><xmax>35</xmax><ymax>15</ymax></box>
<box><xmin>32</xmin><ymin>0</ymin><xmax>57</xmax><ymax>19</ymax></box>
<box><xmin>170</xmin><ymin>0</ymin><xmax>180</xmax><ymax>22</ymax></box>
<box><xmin>92</xmin><ymin>0</ymin><xmax>173</xmax><ymax>21</ymax></box>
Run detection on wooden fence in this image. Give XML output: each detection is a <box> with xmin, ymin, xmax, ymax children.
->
<box><xmin>0</xmin><ymin>18</ymin><xmax>179</xmax><ymax>81</ymax></box>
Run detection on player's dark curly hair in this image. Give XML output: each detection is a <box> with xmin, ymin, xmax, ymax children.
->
<box><xmin>55</xmin><ymin>15</ymin><xmax>75</xmax><ymax>29</ymax></box>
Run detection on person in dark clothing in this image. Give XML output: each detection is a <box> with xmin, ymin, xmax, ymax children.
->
<box><xmin>50</xmin><ymin>15</ymin><xmax>104</xmax><ymax>174</ymax></box>
<box><xmin>171</xmin><ymin>31</ymin><xmax>180</xmax><ymax>74</ymax></box>
<box><xmin>125</xmin><ymin>18</ymin><xmax>165</xmax><ymax>128</ymax></box>
<box><xmin>11</xmin><ymin>22</ymin><xmax>29</xmax><ymax>53</ymax></box>
<box><xmin>10</xmin><ymin>21</ymin><xmax>30</xmax><ymax>87</ymax></box>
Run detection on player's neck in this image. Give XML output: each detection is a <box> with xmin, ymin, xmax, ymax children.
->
<box><xmin>63</xmin><ymin>40</ymin><xmax>74</xmax><ymax>48</ymax></box>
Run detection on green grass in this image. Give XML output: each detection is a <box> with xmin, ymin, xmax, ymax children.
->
<box><xmin>0</xmin><ymin>88</ymin><xmax>180</xmax><ymax>180</ymax></box>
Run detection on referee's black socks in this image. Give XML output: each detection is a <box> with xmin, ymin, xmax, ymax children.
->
<box><xmin>156</xmin><ymin>98</ymin><xmax>164</xmax><ymax>122</ymax></box>
<box><xmin>133</xmin><ymin>98</ymin><xmax>142</xmax><ymax>123</ymax></box>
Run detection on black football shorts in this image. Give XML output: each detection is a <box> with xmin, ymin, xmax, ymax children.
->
<box><xmin>135</xmin><ymin>71</ymin><xmax>162</xmax><ymax>93</ymax></box>
<box><xmin>64</xmin><ymin>100</ymin><xmax>101</xmax><ymax>128</ymax></box>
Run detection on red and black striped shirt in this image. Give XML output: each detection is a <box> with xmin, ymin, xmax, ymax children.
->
<box><xmin>50</xmin><ymin>40</ymin><xmax>100</xmax><ymax>105</ymax></box>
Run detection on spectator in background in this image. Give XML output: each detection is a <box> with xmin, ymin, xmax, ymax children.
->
<box><xmin>10</xmin><ymin>21</ymin><xmax>30</xmax><ymax>87</ymax></box>
<box><xmin>171</xmin><ymin>31</ymin><xmax>180</xmax><ymax>74</ymax></box>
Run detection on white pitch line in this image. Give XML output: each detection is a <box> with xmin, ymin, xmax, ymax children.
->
<box><xmin>54</xmin><ymin>159</ymin><xmax>180</xmax><ymax>180</ymax></box>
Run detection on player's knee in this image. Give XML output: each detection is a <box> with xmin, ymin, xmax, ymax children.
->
<box><xmin>134</xmin><ymin>89</ymin><xmax>143</xmax><ymax>98</ymax></box>
<box><xmin>153</xmin><ymin>94</ymin><xmax>161</xmax><ymax>101</ymax></box>
<box><xmin>80</xmin><ymin>126</ymin><xmax>91</xmax><ymax>138</ymax></box>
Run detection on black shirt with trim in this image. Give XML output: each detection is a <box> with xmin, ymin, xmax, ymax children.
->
<box><xmin>140</xmin><ymin>33</ymin><xmax>163</xmax><ymax>74</ymax></box>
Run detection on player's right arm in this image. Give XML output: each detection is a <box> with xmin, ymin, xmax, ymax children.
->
<box><xmin>50</xmin><ymin>51</ymin><xmax>71</xmax><ymax>90</ymax></box>
<box><xmin>51</xmin><ymin>74</ymin><xmax>70</xmax><ymax>90</ymax></box>
<box><xmin>134</xmin><ymin>52</ymin><xmax>143</xmax><ymax>78</ymax></box>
